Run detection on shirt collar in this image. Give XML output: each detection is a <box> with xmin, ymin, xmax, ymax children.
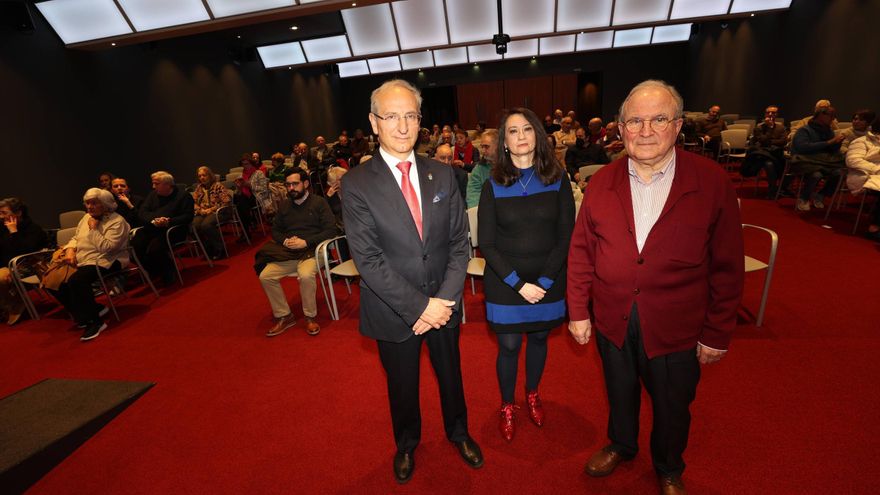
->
<box><xmin>379</xmin><ymin>146</ymin><xmax>417</xmax><ymax>171</ymax></box>
<box><xmin>293</xmin><ymin>191</ymin><xmax>309</xmax><ymax>206</ymax></box>
<box><xmin>627</xmin><ymin>152</ymin><xmax>676</xmax><ymax>185</ymax></box>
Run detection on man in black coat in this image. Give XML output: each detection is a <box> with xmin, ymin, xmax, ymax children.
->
<box><xmin>341</xmin><ymin>79</ymin><xmax>482</xmax><ymax>484</ymax></box>
<box><xmin>132</xmin><ymin>171</ymin><xmax>194</xmax><ymax>284</ymax></box>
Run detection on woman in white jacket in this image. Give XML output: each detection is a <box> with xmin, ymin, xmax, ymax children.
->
<box><xmin>845</xmin><ymin>115</ymin><xmax>880</xmax><ymax>240</ymax></box>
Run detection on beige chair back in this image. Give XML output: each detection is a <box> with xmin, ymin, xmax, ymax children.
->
<box><xmin>466</xmin><ymin>206</ymin><xmax>479</xmax><ymax>247</ymax></box>
<box><xmin>59</xmin><ymin>210</ymin><xmax>86</xmax><ymax>229</ymax></box>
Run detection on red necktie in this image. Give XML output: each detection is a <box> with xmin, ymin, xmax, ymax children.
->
<box><xmin>396</xmin><ymin>161</ymin><xmax>422</xmax><ymax>239</ymax></box>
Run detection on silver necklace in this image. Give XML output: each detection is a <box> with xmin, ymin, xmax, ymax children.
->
<box><xmin>518</xmin><ymin>168</ymin><xmax>536</xmax><ymax>196</ymax></box>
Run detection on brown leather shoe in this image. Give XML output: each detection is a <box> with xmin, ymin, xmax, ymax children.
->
<box><xmin>659</xmin><ymin>475</ymin><xmax>687</xmax><ymax>495</ymax></box>
<box><xmin>305</xmin><ymin>318</ymin><xmax>320</xmax><ymax>336</ymax></box>
<box><xmin>584</xmin><ymin>446</ymin><xmax>629</xmax><ymax>477</ymax></box>
<box><xmin>266</xmin><ymin>313</ymin><xmax>296</xmax><ymax>337</ymax></box>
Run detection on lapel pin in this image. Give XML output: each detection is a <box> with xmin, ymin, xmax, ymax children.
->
<box><xmin>427</xmin><ymin>173</ymin><xmax>433</xmax><ymax>181</ymax></box>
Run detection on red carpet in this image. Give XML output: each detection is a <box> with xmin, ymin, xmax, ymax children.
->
<box><xmin>2</xmin><ymin>193</ymin><xmax>879</xmax><ymax>494</ymax></box>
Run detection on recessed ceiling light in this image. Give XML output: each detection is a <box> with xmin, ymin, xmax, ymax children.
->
<box><xmin>111</xmin><ymin>42</ymin><xmax>116</xmax><ymax>46</ymax></box>
<box><xmin>287</xmin><ymin>66</ymin><xmax>291</xmax><ymax>69</ymax></box>
<box><xmin>290</xmin><ymin>26</ymin><xmax>298</xmax><ymax>30</ymax></box>
<box><xmin>351</xmin><ymin>2</ymin><xmax>356</xmax><ymax>6</ymax></box>
<box><xmin>236</xmin><ymin>35</ymin><xmax>241</xmax><ymax>39</ymax></box>
<box><xmin>750</xmin><ymin>13</ymin><xmax>755</xmax><ymax>16</ymax></box>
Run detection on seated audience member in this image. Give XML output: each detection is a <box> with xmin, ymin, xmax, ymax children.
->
<box><xmin>601</xmin><ymin>122</ymin><xmax>626</xmax><ymax>161</ymax></box>
<box><xmin>438</xmin><ymin>128</ymin><xmax>454</xmax><ymax>149</ymax></box>
<box><xmin>98</xmin><ymin>172</ymin><xmax>114</xmax><ymax>191</ymax></box>
<box><xmin>110</xmin><ymin>177</ymin><xmax>143</xmax><ymax>227</ymax></box>
<box><xmin>452</xmin><ymin>122</ymin><xmax>462</xmax><ymax>134</ymax></box>
<box><xmin>434</xmin><ymin>144</ymin><xmax>468</xmax><ymax>200</ymax></box>
<box><xmin>743</xmin><ymin>106</ymin><xmax>788</xmax><ymax>198</ymax></box>
<box><xmin>565</xmin><ymin>127</ymin><xmax>610</xmax><ymax>182</ymax></box>
<box><xmin>134</xmin><ymin>171</ymin><xmax>195</xmax><ymax>283</ymax></box>
<box><xmin>48</xmin><ymin>188</ymin><xmax>129</xmax><ymax>341</ymax></box>
<box><xmin>543</xmin><ymin>115</ymin><xmax>560</xmax><ymax>134</ymax></box>
<box><xmin>325</xmin><ymin>166</ymin><xmax>347</xmax><ymax>231</ymax></box>
<box><xmin>351</xmin><ymin>129</ymin><xmax>370</xmax><ymax>165</ymax></box>
<box><xmin>332</xmin><ymin>134</ymin><xmax>353</xmax><ymax>167</ymax></box>
<box><xmin>548</xmin><ymin>134</ymin><xmax>565</xmax><ymax>167</ymax></box>
<box><xmin>453</xmin><ymin>129</ymin><xmax>480</xmax><ymax>171</ymax></box>
<box><xmin>695</xmin><ymin>105</ymin><xmax>727</xmax><ymax>158</ymax></box>
<box><xmin>192</xmin><ymin>166</ymin><xmax>231</xmax><ymax>259</ymax></box>
<box><xmin>845</xmin><ymin>115</ymin><xmax>880</xmax><ymax>241</ymax></box>
<box><xmin>429</xmin><ymin>124</ymin><xmax>442</xmax><ymax>148</ymax></box>
<box><xmin>553</xmin><ymin>117</ymin><xmax>577</xmax><ymax>151</ymax></box>
<box><xmin>789</xmin><ymin>99</ymin><xmax>837</xmax><ymax>141</ymax></box>
<box><xmin>586</xmin><ymin>117</ymin><xmax>605</xmax><ymax>144</ymax></box>
<box><xmin>268</xmin><ymin>152</ymin><xmax>294</xmax><ymax>182</ymax></box>
<box><xmin>251</xmin><ymin>152</ymin><xmax>262</xmax><ymax>167</ymax></box>
<box><xmin>473</xmin><ymin>121</ymin><xmax>487</xmax><ymax>140</ymax></box>
<box><xmin>308</xmin><ymin>136</ymin><xmax>333</xmax><ymax>170</ymax></box>
<box><xmin>0</xmin><ymin>197</ymin><xmax>48</xmax><ymax>325</ymax></box>
<box><xmin>415</xmin><ymin>128</ymin><xmax>434</xmax><ymax>155</ymax></box>
<box><xmin>840</xmin><ymin>109</ymin><xmax>874</xmax><ymax>153</ymax></box>
<box><xmin>254</xmin><ymin>171</ymin><xmax>337</xmax><ymax>337</ymax></box>
<box><xmin>552</xmin><ymin>109</ymin><xmax>564</xmax><ymax>125</ymax></box>
<box><xmin>790</xmin><ymin>106</ymin><xmax>846</xmax><ymax>211</ymax></box>
<box><xmin>233</xmin><ymin>154</ymin><xmax>270</xmax><ymax>233</ymax></box>
<box><xmin>467</xmin><ymin>129</ymin><xmax>498</xmax><ymax>208</ymax></box>
<box><xmin>289</xmin><ymin>143</ymin><xmax>310</xmax><ymax>172</ymax></box>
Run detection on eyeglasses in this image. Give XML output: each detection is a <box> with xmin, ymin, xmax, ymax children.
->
<box><xmin>372</xmin><ymin>112</ymin><xmax>422</xmax><ymax>125</ymax></box>
<box><xmin>620</xmin><ymin>116</ymin><xmax>680</xmax><ymax>133</ymax></box>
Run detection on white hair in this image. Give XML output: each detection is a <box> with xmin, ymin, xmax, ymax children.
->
<box><xmin>83</xmin><ymin>187</ymin><xmax>117</xmax><ymax>212</ymax></box>
<box><xmin>327</xmin><ymin>166</ymin><xmax>348</xmax><ymax>184</ymax></box>
<box><xmin>618</xmin><ymin>79</ymin><xmax>684</xmax><ymax>121</ymax></box>
<box><xmin>151</xmin><ymin>171</ymin><xmax>175</xmax><ymax>185</ymax></box>
<box><xmin>370</xmin><ymin>79</ymin><xmax>422</xmax><ymax>114</ymax></box>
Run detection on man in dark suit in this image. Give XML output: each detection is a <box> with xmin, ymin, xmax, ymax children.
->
<box><xmin>567</xmin><ymin>80</ymin><xmax>744</xmax><ymax>495</ymax></box>
<box><xmin>341</xmin><ymin>79</ymin><xmax>482</xmax><ymax>484</ymax></box>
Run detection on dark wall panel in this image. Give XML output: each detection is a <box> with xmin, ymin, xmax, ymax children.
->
<box><xmin>456</xmin><ymin>81</ymin><xmax>505</xmax><ymax>129</ymax></box>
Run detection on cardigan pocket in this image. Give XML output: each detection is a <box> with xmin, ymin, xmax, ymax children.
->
<box><xmin>667</xmin><ymin>224</ymin><xmax>708</xmax><ymax>266</ymax></box>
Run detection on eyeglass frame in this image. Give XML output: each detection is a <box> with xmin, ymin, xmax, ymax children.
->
<box><xmin>371</xmin><ymin>112</ymin><xmax>422</xmax><ymax>125</ymax></box>
<box><xmin>619</xmin><ymin>115</ymin><xmax>682</xmax><ymax>133</ymax></box>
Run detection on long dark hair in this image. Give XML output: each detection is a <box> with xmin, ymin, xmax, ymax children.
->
<box><xmin>492</xmin><ymin>107</ymin><xmax>563</xmax><ymax>187</ymax></box>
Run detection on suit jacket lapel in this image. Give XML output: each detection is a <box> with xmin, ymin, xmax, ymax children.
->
<box><xmin>415</xmin><ymin>155</ymin><xmax>433</xmax><ymax>245</ymax></box>
<box><xmin>371</xmin><ymin>154</ymin><xmax>423</xmax><ymax>243</ymax></box>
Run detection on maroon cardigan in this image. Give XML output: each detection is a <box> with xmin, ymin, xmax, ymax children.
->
<box><xmin>567</xmin><ymin>149</ymin><xmax>744</xmax><ymax>358</ymax></box>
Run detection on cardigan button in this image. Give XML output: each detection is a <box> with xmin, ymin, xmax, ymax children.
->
<box><xmin>637</xmin><ymin>257</ymin><xmax>644</xmax><ymax>264</ymax></box>
<box><xmin>622</xmin><ymin>315</ymin><xmax>628</xmax><ymax>321</ymax></box>
<box><xmin>633</xmin><ymin>288</ymin><xmax>640</xmax><ymax>295</ymax></box>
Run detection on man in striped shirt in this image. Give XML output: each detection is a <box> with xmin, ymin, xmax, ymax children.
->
<box><xmin>567</xmin><ymin>80</ymin><xmax>744</xmax><ymax>495</ymax></box>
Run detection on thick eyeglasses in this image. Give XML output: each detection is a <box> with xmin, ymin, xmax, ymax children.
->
<box><xmin>372</xmin><ymin>112</ymin><xmax>422</xmax><ymax>125</ymax></box>
<box><xmin>621</xmin><ymin>116</ymin><xmax>679</xmax><ymax>133</ymax></box>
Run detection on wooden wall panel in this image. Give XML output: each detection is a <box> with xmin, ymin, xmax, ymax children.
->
<box><xmin>552</xmin><ymin>74</ymin><xmax>578</xmax><ymax>117</ymax></box>
<box><xmin>503</xmin><ymin>76</ymin><xmax>553</xmax><ymax>117</ymax></box>
<box><xmin>456</xmin><ymin>81</ymin><xmax>505</xmax><ymax>129</ymax></box>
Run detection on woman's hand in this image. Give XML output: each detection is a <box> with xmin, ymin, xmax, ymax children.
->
<box><xmin>4</xmin><ymin>215</ymin><xmax>17</xmax><ymax>233</ymax></box>
<box><xmin>518</xmin><ymin>282</ymin><xmax>546</xmax><ymax>304</ymax></box>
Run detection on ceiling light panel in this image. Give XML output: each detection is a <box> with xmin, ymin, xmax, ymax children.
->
<box><xmin>446</xmin><ymin>0</ymin><xmax>497</xmax><ymax>44</ymax></box>
<box><xmin>368</xmin><ymin>56</ymin><xmax>402</xmax><ymax>74</ymax></box>
<box><xmin>576</xmin><ymin>30</ymin><xmax>613</xmax><ymax>51</ymax></box>
<box><xmin>400</xmin><ymin>51</ymin><xmax>434</xmax><ymax>70</ymax></box>
<box><xmin>116</xmin><ymin>0</ymin><xmax>209</xmax><ymax>32</ymax></box>
<box><xmin>503</xmin><ymin>38</ymin><xmax>538</xmax><ymax>59</ymax></box>
<box><xmin>468</xmin><ymin>44</ymin><xmax>503</xmax><ymax>63</ymax></box>
<box><xmin>257</xmin><ymin>42</ymin><xmax>306</xmax><ymax>68</ymax></box>
<box><xmin>205</xmin><ymin>0</ymin><xmax>294</xmax><ymax>18</ymax></box>
<box><xmin>613</xmin><ymin>27</ymin><xmax>653</xmax><ymax>47</ymax></box>
<box><xmin>539</xmin><ymin>34</ymin><xmax>576</xmax><ymax>55</ymax></box>
<box><xmin>670</xmin><ymin>0</ymin><xmax>730</xmax><ymax>19</ymax></box>
<box><xmin>301</xmin><ymin>35</ymin><xmax>351</xmax><ymax>62</ymax></box>
<box><xmin>35</xmin><ymin>0</ymin><xmax>132</xmax><ymax>44</ymax></box>
<box><xmin>299</xmin><ymin>0</ymin><xmax>327</xmax><ymax>3</ymax></box>
<box><xmin>391</xmin><ymin>0</ymin><xmax>449</xmax><ymax>50</ymax></box>
<box><xmin>652</xmin><ymin>23</ymin><xmax>692</xmax><ymax>43</ymax></box>
<box><xmin>730</xmin><ymin>0</ymin><xmax>791</xmax><ymax>13</ymax></box>
<box><xmin>342</xmin><ymin>3</ymin><xmax>398</xmax><ymax>56</ymax></box>
<box><xmin>338</xmin><ymin>60</ymin><xmax>370</xmax><ymax>78</ymax></box>
<box><xmin>613</xmin><ymin>0</ymin><xmax>672</xmax><ymax>26</ymax></box>
<box><xmin>501</xmin><ymin>0</ymin><xmax>554</xmax><ymax>37</ymax></box>
<box><xmin>433</xmin><ymin>46</ymin><xmax>468</xmax><ymax>66</ymax></box>
<box><xmin>556</xmin><ymin>0</ymin><xmax>613</xmax><ymax>31</ymax></box>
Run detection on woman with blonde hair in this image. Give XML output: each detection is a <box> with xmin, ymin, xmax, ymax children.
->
<box><xmin>192</xmin><ymin>166</ymin><xmax>231</xmax><ymax>259</ymax></box>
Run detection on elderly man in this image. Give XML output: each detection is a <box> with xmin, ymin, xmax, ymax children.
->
<box><xmin>565</xmin><ymin>127</ymin><xmax>609</xmax><ymax>181</ymax></box>
<box><xmin>342</xmin><ymin>79</ymin><xmax>481</xmax><ymax>484</ymax></box>
<box><xmin>434</xmin><ymin>144</ymin><xmax>468</xmax><ymax>200</ymax></box>
<box><xmin>602</xmin><ymin>122</ymin><xmax>626</xmax><ymax>161</ymax></box>
<box><xmin>743</xmin><ymin>106</ymin><xmax>788</xmax><ymax>198</ymax></box>
<box><xmin>466</xmin><ymin>129</ymin><xmax>498</xmax><ymax>208</ymax></box>
<box><xmin>567</xmin><ymin>80</ymin><xmax>744</xmax><ymax>495</ymax></box>
<box><xmin>695</xmin><ymin>105</ymin><xmax>727</xmax><ymax>158</ymax></box>
<box><xmin>351</xmin><ymin>129</ymin><xmax>370</xmax><ymax>165</ymax></box>
<box><xmin>133</xmin><ymin>171</ymin><xmax>194</xmax><ymax>285</ymax></box>
<box><xmin>553</xmin><ymin>116</ymin><xmax>577</xmax><ymax>152</ymax></box>
<box><xmin>790</xmin><ymin>106</ymin><xmax>846</xmax><ymax>211</ymax></box>
<box><xmin>255</xmin><ymin>170</ymin><xmax>336</xmax><ymax>337</ymax></box>
<box><xmin>587</xmin><ymin>117</ymin><xmax>606</xmax><ymax>144</ymax></box>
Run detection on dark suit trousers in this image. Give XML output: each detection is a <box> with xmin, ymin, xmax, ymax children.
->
<box><xmin>596</xmin><ymin>303</ymin><xmax>701</xmax><ymax>477</ymax></box>
<box><xmin>376</xmin><ymin>324</ymin><xmax>469</xmax><ymax>454</ymax></box>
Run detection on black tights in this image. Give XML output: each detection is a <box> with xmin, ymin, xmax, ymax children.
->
<box><xmin>496</xmin><ymin>330</ymin><xmax>550</xmax><ymax>403</ymax></box>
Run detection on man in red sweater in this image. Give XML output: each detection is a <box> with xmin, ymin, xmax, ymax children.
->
<box><xmin>567</xmin><ymin>80</ymin><xmax>744</xmax><ymax>495</ymax></box>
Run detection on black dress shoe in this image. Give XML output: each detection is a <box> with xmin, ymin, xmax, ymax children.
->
<box><xmin>453</xmin><ymin>437</ymin><xmax>484</xmax><ymax>469</ymax></box>
<box><xmin>393</xmin><ymin>451</ymin><xmax>414</xmax><ymax>484</ymax></box>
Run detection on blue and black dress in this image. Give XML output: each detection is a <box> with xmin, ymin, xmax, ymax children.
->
<box><xmin>478</xmin><ymin>167</ymin><xmax>575</xmax><ymax>333</ymax></box>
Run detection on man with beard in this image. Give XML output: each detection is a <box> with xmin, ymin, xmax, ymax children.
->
<box><xmin>254</xmin><ymin>170</ymin><xmax>337</xmax><ymax>337</ymax></box>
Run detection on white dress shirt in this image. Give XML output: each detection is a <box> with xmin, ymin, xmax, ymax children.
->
<box><xmin>379</xmin><ymin>146</ymin><xmax>422</xmax><ymax>208</ymax></box>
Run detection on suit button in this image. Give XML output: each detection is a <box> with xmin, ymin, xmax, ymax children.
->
<box><xmin>637</xmin><ymin>257</ymin><xmax>644</xmax><ymax>264</ymax></box>
<box><xmin>622</xmin><ymin>315</ymin><xmax>628</xmax><ymax>321</ymax></box>
<box><xmin>422</xmin><ymin>255</ymin><xmax>428</xmax><ymax>260</ymax></box>
<box><xmin>633</xmin><ymin>288</ymin><xmax>640</xmax><ymax>295</ymax></box>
